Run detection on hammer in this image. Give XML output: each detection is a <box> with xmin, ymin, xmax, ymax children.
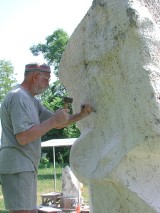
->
<box><xmin>63</xmin><ymin>97</ymin><xmax>73</xmax><ymax>109</ymax></box>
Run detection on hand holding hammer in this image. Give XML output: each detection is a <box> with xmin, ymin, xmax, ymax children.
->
<box><xmin>63</xmin><ymin>96</ymin><xmax>95</xmax><ymax>113</ymax></box>
<box><xmin>59</xmin><ymin>97</ymin><xmax>94</xmax><ymax>127</ymax></box>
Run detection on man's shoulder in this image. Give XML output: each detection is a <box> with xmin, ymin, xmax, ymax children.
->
<box><xmin>10</xmin><ymin>85</ymin><xmax>27</xmax><ymax>96</ymax></box>
<box><xmin>10</xmin><ymin>85</ymin><xmax>32</xmax><ymax>100</ymax></box>
<box><xmin>4</xmin><ymin>85</ymin><xmax>24</xmax><ymax>99</ymax></box>
<box><xmin>2</xmin><ymin>85</ymin><xmax>32</xmax><ymax>109</ymax></box>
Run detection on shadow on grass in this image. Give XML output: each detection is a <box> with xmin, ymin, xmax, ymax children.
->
<box><xmin>0</xmin><ymin>211</ymin><xmax>9</xmax><ymax>213</ymax></box>
<box><xmin>38</xmin><ymin>173</ymin><xmax>62</xmax><ymax>180</ymax></box>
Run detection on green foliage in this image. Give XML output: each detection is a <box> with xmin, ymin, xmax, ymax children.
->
<box><xmin>0</xmin><ymin>60</ymin><xmax>17</xmax><ymax>104</ymax></box>
<box><xmin>40</xmin><ymin>157</ymin><xmax>49</xmax><ymax>165</ymax></box>
<box><xmin>41</xmin><ymin>81</ymin><xmax>66</xmax><ymax>111</ymax></box>
<box><xmin>30</xmin><ymin>29</ymin><xmax>69</xmax><ymax>76</ymax></box>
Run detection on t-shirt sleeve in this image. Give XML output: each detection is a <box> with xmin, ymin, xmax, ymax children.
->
<box><xmin>10</xmin><ymin>93</ymin><xmax>34</xmax><ymax>134</ymax></box>
<box><xmin>37</xmin><ymin>101</ymin><xmax>54</xmax><ymax>122</ymax></box>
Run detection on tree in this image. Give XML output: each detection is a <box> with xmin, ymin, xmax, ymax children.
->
<box><xmin>0</xmin><ymin>60</ymin><xmax>17</xmax><ymax>103</ymax></box>
<box><xmin>30</xmin><ymin>29</ymin><xmax>69</xmax><ymax>76</ymax></box>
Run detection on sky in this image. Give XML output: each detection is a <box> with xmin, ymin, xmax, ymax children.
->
<box><xmin>0</xmin><ymin>0</ymin><xmax>93</xmax><ymax>83</ymax></box>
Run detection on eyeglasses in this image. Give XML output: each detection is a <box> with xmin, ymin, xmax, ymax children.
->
<box><xmin>38</xmin><ymin>73</ymin><xmax>51</xmax><ymax>82</ymax></box>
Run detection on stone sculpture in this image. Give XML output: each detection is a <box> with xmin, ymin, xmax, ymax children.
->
<box><xmin>59</xmin><ymin>0</ymin><xmax>160</xmax><ymax>212</ymax></box>
<box><xmin>62</xmin><ymin>165</ymin><xmax>81</xmax><ymax>198</ymax></box>
<box><xmin>61</xmin><ymin>166</ymin><xmax>82</xmax><ymax>209</ymax></box>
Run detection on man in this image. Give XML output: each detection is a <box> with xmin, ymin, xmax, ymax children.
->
<box><xmin>0</xmin><ymin>63</ymin><xmax>93</xmax><ymax>213</ymax></box>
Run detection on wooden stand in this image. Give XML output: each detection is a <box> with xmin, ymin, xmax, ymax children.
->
<box><xmin>39</xmin><ymin>192</ymin><xmax>90</xmax><ymax>213</ymax></box>
<box><xmin>41</xmin><ymin>192</ymin><xmax>62</xmax><ymax>206</ymax></box>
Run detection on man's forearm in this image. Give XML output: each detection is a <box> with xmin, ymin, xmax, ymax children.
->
<box><xmin>16</xmin><ymin>105</ymin><xmax>93</xmax><ymax>145</ymax></box>
<box><xmin>16</xmin><ymin>109</ymin><xmax>69</xmax><ymax>145</ymax></box>
<box><xmin>16</xmin><ymin>117</ymin><xmax>59</xmax><ymax>145</ymax></box>
<box><xmin>56</xmin><ymin>112</ymin><xmax>88</xmax><ymax>128</ymax></box>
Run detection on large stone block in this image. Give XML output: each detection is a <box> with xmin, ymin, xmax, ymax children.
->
<box><xmin>59</xmin><ymin>0</ymin><xmax>160</xmax><ymax>212</ymax></box>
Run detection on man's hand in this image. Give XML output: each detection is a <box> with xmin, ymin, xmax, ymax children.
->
<box><xmin>52</xmin><ymin>108</ymin><xmax>70</xmax><ymax>127</ymax></box>
<box><xmin>80</xmin><ymin>104</ymin><xmax>95</xmax><ymax>117</ymax></box>
<box><xmin>55</xmin><ymin>104</ymin><xmax>94</xmax><ymax>129</ymax></box>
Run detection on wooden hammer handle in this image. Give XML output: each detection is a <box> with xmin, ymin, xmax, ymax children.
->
<box><xmin>64</xmin><ymin>103</ymin><xmax>69</xmax><ymax>109</ymax></box>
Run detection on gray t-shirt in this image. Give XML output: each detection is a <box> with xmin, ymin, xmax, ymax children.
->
<box><xmin>0</xmin><ymin>85</ymin><xmax>54</xmax><ymax>174</ymax></box>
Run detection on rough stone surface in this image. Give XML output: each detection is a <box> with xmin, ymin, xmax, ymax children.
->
<box><xmin>59</xmin><ymin>0</ymin><xmax>160</xmax><ymax>212</ymax></box>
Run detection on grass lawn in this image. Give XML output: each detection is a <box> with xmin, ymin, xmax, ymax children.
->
<box><xmin>0</xmin><ymin>165</ymin><xmax>89</xmax><ymax>212</ymax></box>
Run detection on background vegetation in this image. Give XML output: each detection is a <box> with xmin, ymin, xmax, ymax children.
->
<box><xmin>0</xmin><ymin>60</ymin><xmax>17</xmax><ymax>104</ymax></box>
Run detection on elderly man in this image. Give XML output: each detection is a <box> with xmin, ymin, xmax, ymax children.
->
<box><xmin>0</xmin><ymin>63</ymin><xmax>92</xmax><ymax>213</ymax></box>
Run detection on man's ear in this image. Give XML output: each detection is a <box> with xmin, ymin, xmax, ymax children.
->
<box><xmin>32</xmin><ymin>72</ymin><xmax>39</xmax><ymax>82</ymax></box>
